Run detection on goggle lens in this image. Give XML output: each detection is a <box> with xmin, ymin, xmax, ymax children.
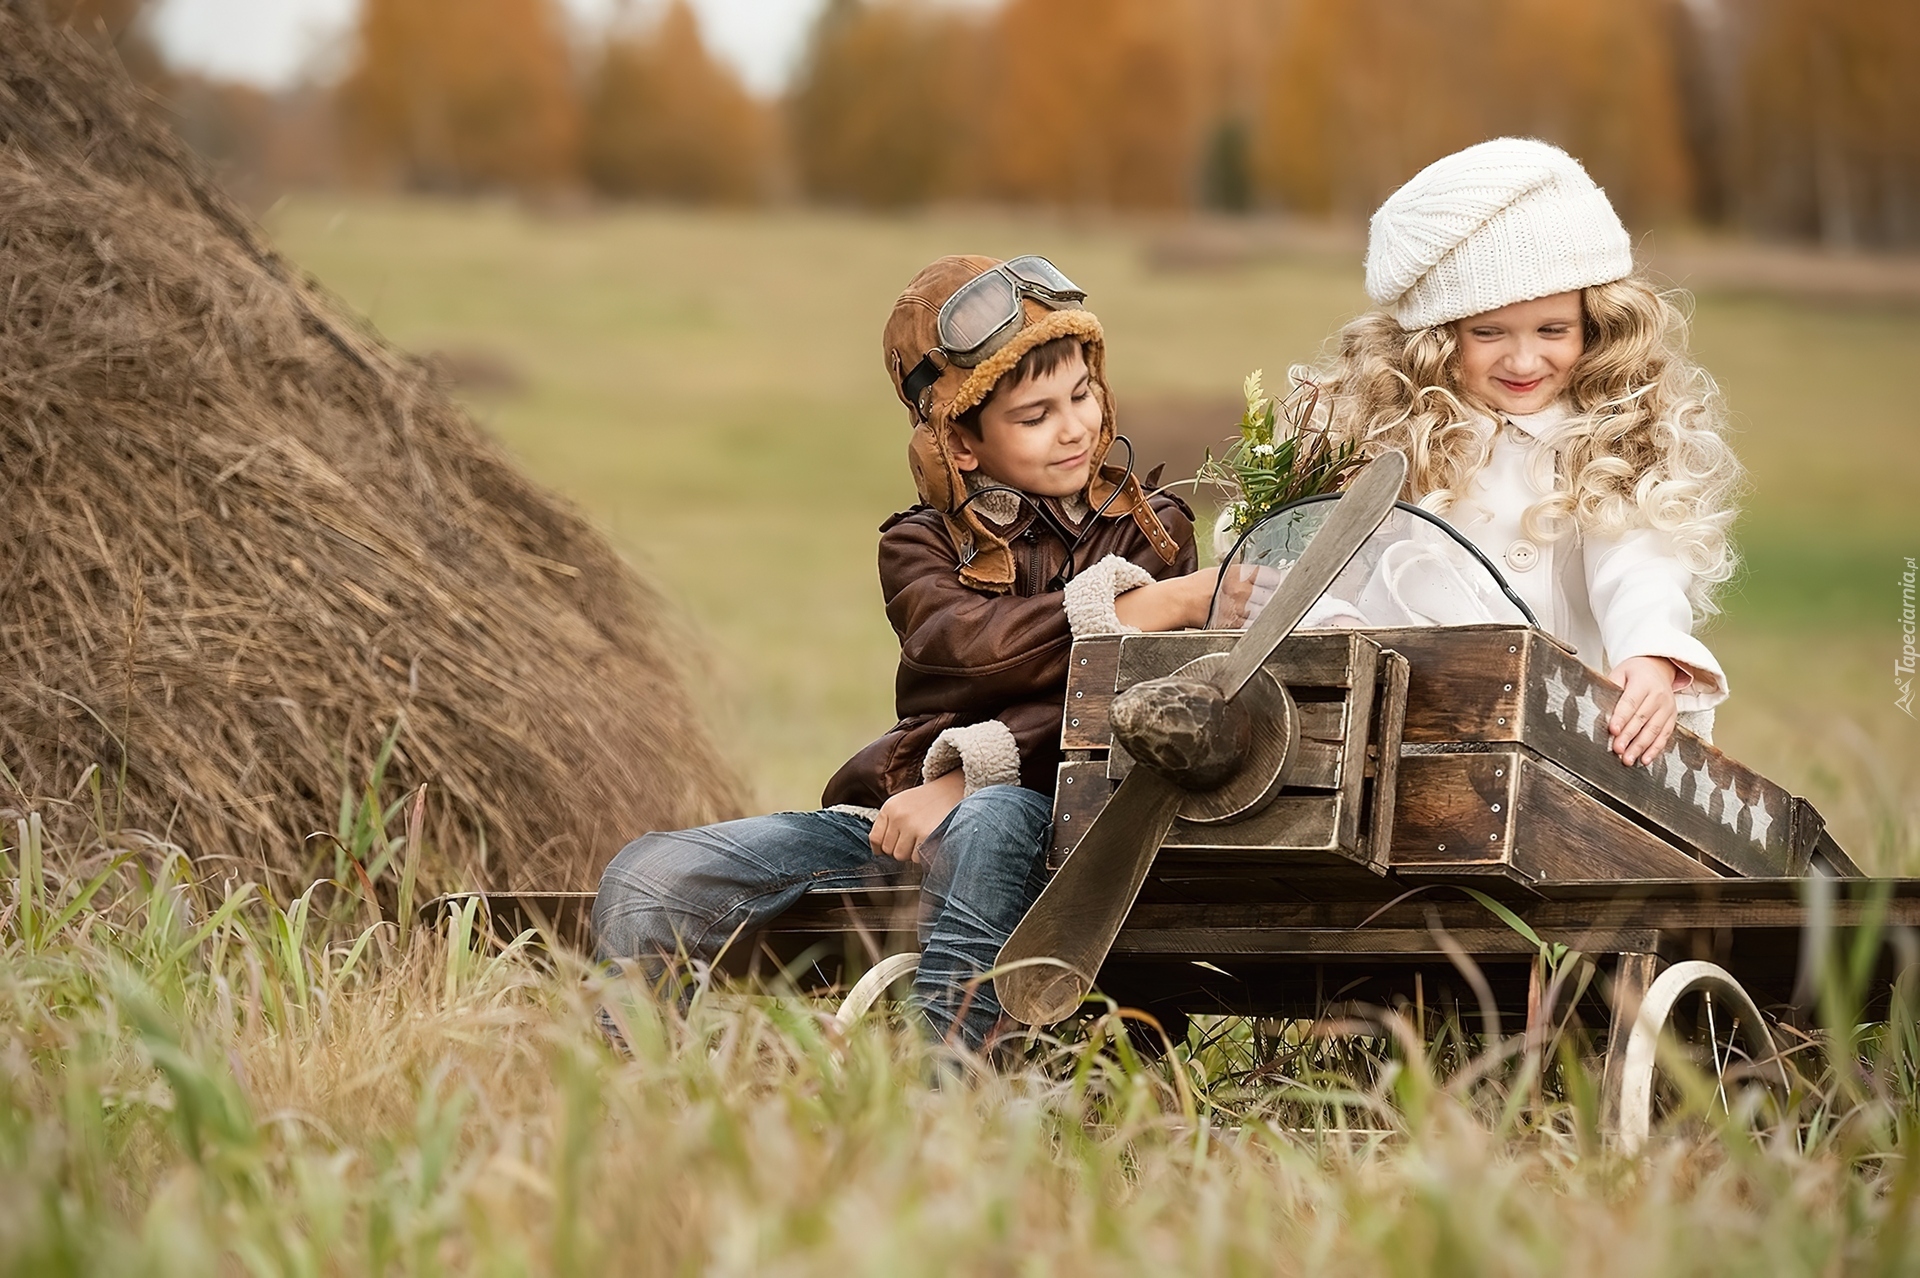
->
<box><xmin>1004</xmin><ymin>255</ymin><xmax>1083</xmax><ymax>298</ymax></box>
<box><xmin>939</xmin><ymin>269</ymin><xmax>1019</xmax><ymax>361</ymax></box>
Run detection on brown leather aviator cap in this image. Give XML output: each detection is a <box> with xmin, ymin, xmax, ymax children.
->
<box><xmin>882</xmin><ymin>255</ymin><xmax>1181</xmax><ymax>594</ymax></box>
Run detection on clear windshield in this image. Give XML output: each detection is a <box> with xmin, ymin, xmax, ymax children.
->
<box><xmin>1207</xmin><ymin>500</ymin><xmax>1536</xmax><ymax>631</ymax></box>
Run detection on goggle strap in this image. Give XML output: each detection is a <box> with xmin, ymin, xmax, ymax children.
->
<box><xmin>902</xmin><ymin>353</ymin><xmax>944</xmax><ymax>415</ymax></box>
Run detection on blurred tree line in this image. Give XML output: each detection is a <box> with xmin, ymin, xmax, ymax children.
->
<box><xmin>51</xmin><ymin>0</ymin><xmax>1920</xmax><ymax>247</ymax></box>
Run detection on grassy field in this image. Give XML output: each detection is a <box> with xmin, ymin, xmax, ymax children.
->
<box><xmin>5</xmin><ymin>199</ymin><xmax>1920</xmax><ymax>1274</ymax></box>
<box><xmin>6</xmin><ymin>832</ymin><xmax>1920</xmax><ymax>1274</ymax></box>
<box><xmin>267</xmin><ymin>198</ymin><xmax>1919</xmax><ymax>865</ymax></box>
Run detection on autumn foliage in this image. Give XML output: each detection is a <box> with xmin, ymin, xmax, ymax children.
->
<box><xmin>96</xmin><ymin>0</ymin><xmax>1920</xmax><ymax>247</ymax></box>
<box><xmin>583</xmin><ymin>2</ymin><xmax>768</xmax><ymax>202</ymax></box>
<box><xmin>782</xmin><ymin>0</ymin><xmax>1919</xmax><ymax>245</ymax></box>
<box><xmin>340</xmin><ymin>0</ymin><xmax>581</xmax><ymax>191</ymax></box>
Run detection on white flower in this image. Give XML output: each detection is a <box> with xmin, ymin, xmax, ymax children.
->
<box><xmin>1251</xmin><ymin>443</ymin><xmax>1275</xmax><ymax>458</ymax></box>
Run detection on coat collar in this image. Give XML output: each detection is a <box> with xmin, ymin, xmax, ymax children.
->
<box><xmin>958</xmin><ymin>475</ymin><xmax>1093</xmax><ymax>543</ymax></box>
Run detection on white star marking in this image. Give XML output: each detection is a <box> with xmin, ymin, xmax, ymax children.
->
<box><xmin>1661</xmin><ymin>750</ymin><xmax>1686</xmax><ymax>796</ymax></box>
<box><xmin>1542</xmin><ymin>668</ymin><xmax>1573</xmax><ymax>727</ymax></box>
<box><xmin>1574</xmin><ymin>692</ymin><xmax>1603</xmax><ymax>740</ymax></box>
<box><xmin>1719</xmin><ymin>781</ymin><xmax>1742</xmax><ymax>829</ymax></box>
<box><xmin>1747</xmin><ymin>795</ymin><xmax>1774</xmax><ymax>845</ymax></box>
<box><xmin>1692</xmin><ymin>762</ymin><xmax>1716</xmax><ymax>813</ymax></box>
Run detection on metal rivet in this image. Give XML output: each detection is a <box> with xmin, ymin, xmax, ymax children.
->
<box><xmin>1074</xmin><ymin>691</ymin><xmax>1083</xmax><ymax>698</ymax></box>
<box><xmin>1437</xmin><ymin>843</ymin><xmax>1447</xmax><ymax>851</ymax></box>
<box><xmin>1497</xmin><ymin>717</ymin><xmax>1507</xmax><ymax>725</ymax></box>
<box><xmin>1508</xmin><ymin>646</ymin><xmax>1518</xmax><ymax>653</ymax></box>
<box><xmin>1495</xmin><ymin>768</ymin><xmax>1505</xmax><ymax>777</ymax></box>
<box><xmin>1070</xmin><ymin>718</ymin><xmax>1080</xmax><ymax>727</ymax></box>
<box><xmin>1065</xmin><ymin>776</ymin><xmax>1074</xmax><ymax>784</ymax></box>
<box><xmin>1491</xmin><ymin>803</ymin><xmax>1501</xmax><ymax>813</ymax></box>
<box><xmin>1503</xmin><ymin>684</ymin><xmax>1512</xmax><ymax>691</ymax></box>
<box><xmin>1079</xmin><ymin>657</ymin><xmax>1088</xmax><ymax>666</ymax></box>
<box><xmin>1061</xmin><ymin>812</ymin><xmax>1072</xmax><ymax>821</ymax></box>
<box><xmin>1489</xmin><ymin>833</ymin><xmax>1499</xmax><ymax>841</ymax></box>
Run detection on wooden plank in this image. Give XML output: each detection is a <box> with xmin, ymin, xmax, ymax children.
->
<box><xmin>1062</xmin><ymin>635</ymin><xmax>1122</xmax><ymax>750</ymax></box>
<box><xmin>1809</xmin><ymin>826</ymin><xmax>1862</xmax><ymax>877</ymax></box>
<box><xmin>1515</xmin><ymin>635</ymin><xmax>1799</xmax><ymax>877</ymax></box>
<box><xmin>1108</xmin><ymin>926</ymin><xmax>1664</xmax><ymax>960</ymax></box>
<box><xmin>1336</xmin><ymin>638</ymin><xmax>1382</xmax><ymax>855</ymax></box>
<box><xmin>1508</xmin><ymin>754</ymin><xmax>1720</xmax><ymax>883</ymax></box>
<box><xmin>1366</xmin><ymin>649</ymin><xmax>1411</xmax><ymax>872</ymax></box>
<box><xmin>1388</xmin><ymin>749</ymin><xmax>1719</xmax><ymax>884</ymax></box>
<box><xmin>1112</xmin><ymin>881</ymin><xmax>1920</xmax><ymax>935</ymax></box>
<box><xmin>1050</xmin><ymin>758</ymin><xmax>1113</xmax><ymax>865</ymax></box>
<box><xmin>1787</xmin><ymin>798</ymin><xmax>1827</xmax><ymax>875</ymax></box>
<box><xmin>1112</xmin><ymin>926</ymin><xmax>1546</xmax><ymax>958</ymax></box>
<box><xmin>1161</xmin><ymin>793</ymin><xmax>1343</xmax><ymax>853</ymax></box>
<box><xmin>1115</xmin><ymin>629</ymin><xmax>1364</xmax><ymax>692</ymax></box>
<box><xmin>1371</xmin><ymin>625</ymin><xmax>1529</xmax><ymax>743</ymax></box>
<box><xmin>1600</xmin><ymin>952</ymin><xmax>1662</xmax><ymax>1139</ymax></box>
<box><xmin>1296</xmin><ymin>699</ymin><xmax>1349</xmax><ymax>743</ymax></box>
<box><xmin>1387</xmin><ymin>751</ymin><xmax>1517</xmax><ymax>867</ymax></box>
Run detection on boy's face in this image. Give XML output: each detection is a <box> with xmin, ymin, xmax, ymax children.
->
<box><xmin>1453</xmin><ymin>290</ymin><xmax>1585</xmax><ymax>416</ymax></box>
<box><xmin>949</xmin><ymin>345</ymin><xmax>1101</xmax><ymax>498</ymax></box>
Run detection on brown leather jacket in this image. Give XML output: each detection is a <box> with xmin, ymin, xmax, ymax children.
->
<box><xmin>821</xmin><ymin>486</ymin><xmax>1197</xmax><ymax>807</ymax></box>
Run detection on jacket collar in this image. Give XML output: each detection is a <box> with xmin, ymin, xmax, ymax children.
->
<box><xmin>962</xmin><ymin>473</ymin><xmax>1092</xmax><ymax>537</ymax></box>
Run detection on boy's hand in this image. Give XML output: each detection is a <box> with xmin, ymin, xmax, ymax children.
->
<box><xmin>1606</xmin><ymin>655</ymin><xmax>1680</xmax><ymax>767</ymax></box>
<box><xmin>871</xmin><ymin>770</ymin><xmax>966</xmax><ymax>863</ymax></box>
<box><xmin>1113</xmin><ymin>566</ymin><xmax>1221</xmax><ymax>632</ymax></box>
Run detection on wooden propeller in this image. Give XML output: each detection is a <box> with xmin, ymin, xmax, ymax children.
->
<box><xmin>995</xmin><ymin>450</ymin><xmax>1409</xmax><ymax>1026</ymax></box>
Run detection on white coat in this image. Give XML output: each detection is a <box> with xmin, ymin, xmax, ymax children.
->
<box><xmin>1429</xmin><ymin>399</ymin><xmax>1727</xmax><ymax>735</ymax></box>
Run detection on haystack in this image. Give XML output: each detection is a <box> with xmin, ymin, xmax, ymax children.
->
<box><xmin>0</xmin><ymin>5</ymin><xmax>746</xmax><ymax>892</ymax></box>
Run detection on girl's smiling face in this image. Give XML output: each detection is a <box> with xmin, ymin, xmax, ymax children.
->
<box><xmin>949</xmin><ymin>344</ymin><xmax>1101</xmax><ymax>498</ymax></box>
<box><xmin>1454</xmin><ymin>291</ymin><xmax>1585</xmax><ymax>416</ymax></box>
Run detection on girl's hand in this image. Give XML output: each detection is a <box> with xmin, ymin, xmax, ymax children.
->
<box><xmin>871</xmin><ymin>770</ymin><xmax>966</xmax><ymax>863</ymax></box>
<box><xmin>1606</xmin><ymin>655</ymin><xmax>1680</xmax><ymax>767</ymax></box>
<box><xmin>1215</xmin><ymin>563</ymin><xmax>1286</xmax><ymax>627</ymax></box>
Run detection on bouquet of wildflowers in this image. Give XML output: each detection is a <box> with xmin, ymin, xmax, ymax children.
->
<box><xmin>1198</xmin><ymin>371</ymin><xmax>1362</xmax><ymax>543</ymax></box>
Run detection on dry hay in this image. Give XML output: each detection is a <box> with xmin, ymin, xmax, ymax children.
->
<box><xmin>0</xmin><ymin>4</ymin><xmax>746</xmax><ymax>892</ymax></box>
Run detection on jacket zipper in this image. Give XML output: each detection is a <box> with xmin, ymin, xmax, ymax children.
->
<box><xmin>1023</xmin><ymin>528</ymin><xmax>1040</xmax><ymax>596</ymax></box>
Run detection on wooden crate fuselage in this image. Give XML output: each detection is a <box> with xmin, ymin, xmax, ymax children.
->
<box><xmin>1054</xmin><ymin>624</ymin><xmax>1841</xmax><ymax>890</ymax></box>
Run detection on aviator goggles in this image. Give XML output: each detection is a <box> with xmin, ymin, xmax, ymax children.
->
<box><xmin>901</xmin><ymin>255</ymin><xmax>1087</xmax><ymax>414</ymax></box>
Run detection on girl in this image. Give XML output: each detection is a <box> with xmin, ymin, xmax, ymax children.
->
<box><xmin>1301</xmin><ymin>137</ymin><xmax>1742</xmax><ymax>768</ymax></box>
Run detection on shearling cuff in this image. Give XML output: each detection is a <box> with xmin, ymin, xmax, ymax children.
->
<box><xmin>1064</xmin><ymin>553</ymin><xmax>1155</xmax><ymax>638</ymax></box>
<box><xmin>923</xmin><ymin>719</ymin><xmax>1022</xmax><ymax>796</ymax></box>
<box><xmin>1677</xmin><ymin>707</ymin><xmax>1716</xmax><ymax>745</ymax></box>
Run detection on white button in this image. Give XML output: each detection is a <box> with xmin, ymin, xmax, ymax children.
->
<box><xmin>1505</xmin><ymin>539</ymin><xmax>1539</xmax><ymax>572</ymax></box>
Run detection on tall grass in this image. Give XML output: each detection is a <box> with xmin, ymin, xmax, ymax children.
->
<box><xmin>6</xmin><ymin>809</ymin><xmax>1919</xmax><ymax>1275</ymax></box>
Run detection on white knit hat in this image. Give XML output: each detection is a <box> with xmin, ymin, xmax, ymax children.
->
<box><xmin>1365</xmin><ymin>138</ymin><xmax>1633</xmax><ymax>330</ymax></box>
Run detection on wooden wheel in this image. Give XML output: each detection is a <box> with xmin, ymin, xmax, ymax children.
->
<box><xmin>835</xmin><ymin>951</ymin><xmax>920</xmax><ymax>1026</ymax></box>
<box><xmin>1609</xmin><ymin>960</ymin><xmax>1788</xmax><ymax>1152</ymax></box>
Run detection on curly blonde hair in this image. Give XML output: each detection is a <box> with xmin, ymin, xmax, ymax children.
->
<box><xmin>1300</xmin><ymin>276</ymin><xmax>1744</xmax><ymax>619</ymax></box>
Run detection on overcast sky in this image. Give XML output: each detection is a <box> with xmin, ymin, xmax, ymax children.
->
<box><xmin>146</xmin><ymin>0</ymin><xmax>832</xmax><ymax>96</ymax></box>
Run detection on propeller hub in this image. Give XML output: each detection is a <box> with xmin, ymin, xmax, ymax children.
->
<box><xmin>1110</xmin><ymin>676</ymin><xmax>1251</xmax><ymax>791</ymax></box>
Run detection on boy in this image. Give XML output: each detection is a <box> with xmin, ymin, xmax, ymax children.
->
<box><xmin>593</xmin><ymin>255</ymin><xmax>1217</xmax><ymax>1050</ymax></box>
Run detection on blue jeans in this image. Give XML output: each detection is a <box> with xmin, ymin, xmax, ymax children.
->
<box><xmin>592</xmin><ymin>785</ymin><xmax>1054</xmax><ymax>1050</ymax></box>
